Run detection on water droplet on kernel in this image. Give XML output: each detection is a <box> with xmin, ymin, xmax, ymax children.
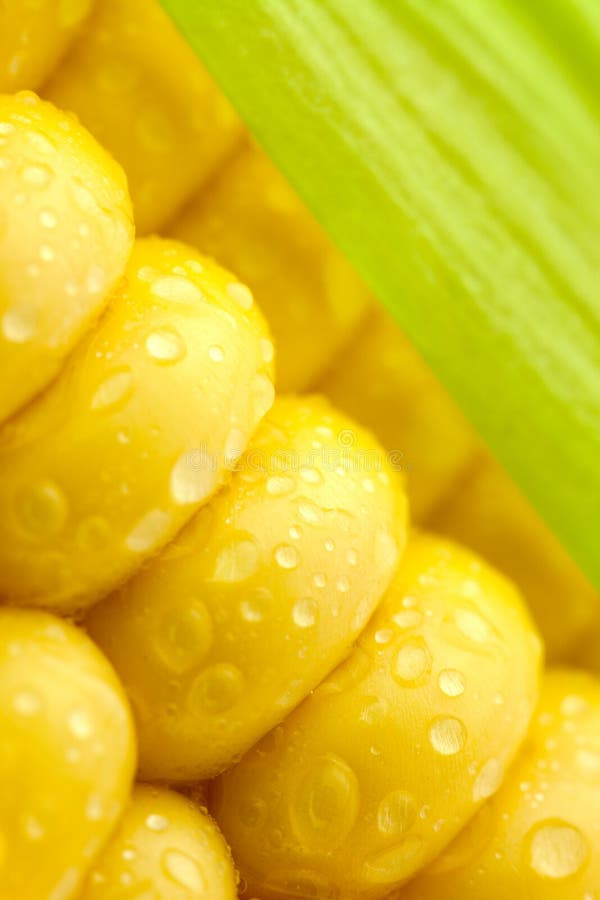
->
<box><xmin>162</xmin><ymin>849</ymin><xmax>206</xmax><ymax>892</ymax></box>
<box><xmin>363</xmin><ymin>836</ymin><xmax>424</xmax><ymax>884</ymax></box>
<box><xmin>291</xmin><ymin>755</ymin><xmax>359</xmax><ymax>850</ymax></box>
<box><xmin>267</xmin><ymin>475</ymin><xmax>295</xmax><ymax>497</ymax></box>
<box><xmin>22</xmin><ymin>163</ymin><xmax>52</xmax><ymax>187</ymax></box>
<box><xmin>150</xmin><ymin>276</ymin><xmax>203</xmax><ymax>305</ymax></box>
<box><xmin>428</xmin><ymin>717</ymin><xmax>467</xmax><ymax>756</ymax></box>
<box><xmin>85</xmin><ymin>795</ymin><xmax>104</xmax><ymax>822</ymax></box>
<box><xmin>377</xmin><ymin>791</ymin><xmax>417</xmax><ymax>836</ymax></box>
<box><xmin>17</xmin><ymin>479</ymin><xmax>68</xmax><ymax>536</ymax></box>
<box><xmin>299</xmin><ymin>467</ymin><xmax>323</xmax><ymax>485</ymax></box>
<box><xmin>212</xmin><ymin>537</ymin><xmax>259</xmax><ymax>582</ymax></box>
<box><xmin>188</xmin><ymin>664</ymin><xmax>244</xmax><ymax>714</ymax></box>
<box><xmin>226</xmin><ymin>281</ymin><xmax>253</xmax><ymax>310</ymax></box>
<box><xmin>438</xmin><ymin>669</ymin><xmax>466</xmax><ymax>697</ymax></box>
<box><xmin>91</xmin><ymin>369</ymin><xmax>133</xmax><ymax>410</ymax></box>
<box><xmin>298</xmin><ymin>500</ymin><xmax>322</xmax><ymax>524</ymax></box>
<box><xmin>224</xmin><ymin>428</ymin><xmax>246</xmax><ymax>468</ymax></box>
<box><xmin>125</xmin><ymin>508</ymin><xmax>171</xmax><ymax>553</ymax></box>
<box><xmin>145</xmin><ymin>328</ymin><xmax>186</xmax><ymax>363</ymax></box>
<box><xmin>253</xmin><ymin>374</ymin><xmax>275</xmax><ymax>420</ymax></box>
<box><xmin>208</xmin><ymin>344</ymin><xmax>224</xmax><ymax>363</ymax></box>
<box><xmin>455</xmin><ymin>608</ymin><xmax>491</xmax><ymax>644</ymax></box>
<box><xmin>68</xmin><ymin>709</ymin><xmax>93</xmax><ymax>740</ymax></box>
<box><xmin>275</xmin><ymin>544</ymin><xmax>300</xmax><ymax>569</ymax></box>
<box><xmin>293</xmin><ymin>599</ymin><xmax>318</xmax><ymax>629</ymax></box>
<box><xmin>156</xmin><ymin>601</ymin><xmax>213</xmax><ymax>674</ymax></box>
<box><xmin>260</xmin><ymin>338</ymin><xmax>275</xmax><ymax>364</ymax></box>
<box><xmin>170</xmin><ymin>452</ymin><xmax>218</xmax><ymax>505</ymax></box>
<box><xmin>39</xmin><ymin>209</ymin><xmax>57</xmax><ymax>229</ymax></box>
<box><xmin>527</xmin><ymin>820</ymin><xmax>588</xmax><ymax>879</ymax></box>
<box><xmin>394</xmin><ymin>638</ymin><xmax>432</xmax><ymax>685</ymax></box>
<box><xmin>473</xmin><ymin>758</ymin><xmax>504</xmax><ymax>801</ymax></box>
<box><xmin>2</xmin><ymin>307</ymin><xmax>37</xmax><ymax>343</ymax></box>
<box><xmin>146</xmin><ymin>813</ymin><xmax>169</xmax><ymax>833</ymax></box>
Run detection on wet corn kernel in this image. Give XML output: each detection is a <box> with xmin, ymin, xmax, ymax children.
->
<box><xmin>0</xmin><ymin>0</ymin><xmax>94</xmax><ymax>93</ymax></box>
<box><xmin>0</xmin><ymin>608</ymin><xmax>135</xmax><ymax>899</ymax></box>
<box><xmin>319</xmin><ymin>308</ymin><xmax>478</xmax><ymax>521</ymax></box>
<box><xmin>81</xmin><ymin>785</ymin><xmax>238</xmax><ymax>899</ymax></box>
<box><xmin>0</xmin><ymin>90</ymin><xmax>133</xmax><ymax>424</ymax></box>
<box><xmin>0</xmin><ymin>237</ymin><xmax>274</xmax><ymax>614</ymax></box>
<box><xmin>86</xmin><ymin>395</ymin><xmax>407</xmax><ymax>781</ymax></box>
<box><xmin>171</xmin><ymin>140</ymin><xmax>372</xmax><ymax>392</ymax></box>
<box><xmin>401</xmin><ymin>668</ymin><xmax>600</xmax><ymax>899</ymax></box>
<box><xmin>211</xmin><ymin>532</ymin><xmax>542</xmax><ymax>899</ymax></box>
<box><xmin>43</xmin><ymin>0</ymin><xmax>243</xmax><ymax>233</ymax></box>
<box><xmin>429</xmin><ymin>454</ymin><xmax>599</xmax><ymax>662</ymax></box>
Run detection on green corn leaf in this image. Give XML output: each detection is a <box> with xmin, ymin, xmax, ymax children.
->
<box><xmin>160</xmin><ymin>0</ymin><xmax>600</xmax><ymax>590</ymax></box>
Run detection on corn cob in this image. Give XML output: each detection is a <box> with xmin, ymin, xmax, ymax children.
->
<box><xmin>0</xmin><ymin>608</ymin><xmax>135</xmax><ymax>899</ymax></box>
<box><xmin>171</xmin><ymin>140</ymin><xmax>372</xmax><ymax>392</ymax></box>
<box><xmin>212</xmin><ymin>533</ymin><xmax>541</xmax><ymax>898</ymax></box>
<box><xmin>0</xmin><ymin>91</ymin><xmax>133</xmax><ymax>424</ymax></box>
<box><xmin>80</xmin><ymin>785</ymin><xmax>238</xmax><ymax>899</ymax></box>
<box><xmin>0</xmin><ymin>9</ymin><xmax>597</xmax><ymax>898</ymax></box>
<box><xmin>401</xmin><ymin>668</ymin><xmax>600</xmax><ymax>899</ymax></box>
<box><xmin>42</xmin><ymin>0</ymin><xmax>243</xmax><ymax>234</ymax></box>
<box><xmin>0</xmin><ymin>234</ymin><xmax>273</xmax><ymax>613</ymax></box>
<box><xmin>0</xmin><ymin>0</ymin><xmax>94</xmax><ymax>93</ymax></box>
<box><xmin>86</xmin><ymin>395</ymin><xmax>406</xmax><ymax>780</ymax></box>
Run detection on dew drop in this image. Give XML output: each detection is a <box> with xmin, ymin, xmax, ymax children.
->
<box><xmin>428</xmin><ymin>717</ymin><xmax>467</xmax><ymax>756</ymax></box>
<box><xmin>145</xmin><ymin>327</ymin><xmax>186</xmax><ymax>363</ymax></box>
<box><xmin>68</xmin><ymin>709</ymin><xmax>93</xmax><ymax>740</ymax></box>
<box><xmin>16</xmin><ymin>479</ymin><xmax>67</xmax><ymax>536</ymax></box>
<box><xmin>226</xmin><ymin>281</ymin><xmax>253</xmax><ymax>310</ymax></box>
<box><xmin>150</xmin><ymin>276</ymin><xmax>203</xmax><ymax>305</ymax></box>
<box><xmin>91</xmin><ymin>369</ymin><xmax>133</xmax><ymax>411</ymax></box>
<box><xmin>299</xmin><ymin>467</ymin><xmax>323</xmax><ymax>485</ymax></box>
<box><xmin>156</xmin><ymin>601</ymin><xmax>213</xmax><ymax>674</ymax></box>
<box><xmin>208</xmin><ymin>344</ymin><xmax>224</xmax><ymax>362</ymax></box>
<box><xmin>377</xmin><ymin>790</ymin><xmax>417</xmax><ymax>836</ymax></box>
<box><xmin>363</xmin><ymin>836</ymin><xmax>424</xmax><ymax>884</ymax></box>
<box><xmin>394</xmin><ymin>638</ymin><xmax>432</xmax><ymax>685</ymax></box>
<box><xmin>455</xmin><ymin>608</ymin><xmax>492</xmax><ymax>644</ymax></box>
<box><xmin>266</xmin><ymin>475</ymin><xmax>295</xmax><ymax>497</ymax></box>
<box><xmin>260</xmin><ymin>338</ymin><xmax>275</xmax><ymax>364</ymax></box>
<box><xmin>146</xmin><ymin>813</ymin><xmax>169</xmax><ymax>833</ymax></box>
<box><xmin>2</xmin><ymin>307</ymin><xmax>37</xmax><ymax>343</ymax></box>
<box><xmin>253</xmin><ymin>373</ymin><xmax>275</xmax><ymax>420</ymax></box>
<box><xmin>275</xmin><ymin>544</ymin><xmax>300</xmax><ymax>570</ymax></box>
<box><xmin>473</xmin><ymin>758</ymin><xmax>504</xmax><ymax>802</ymax></box>
<box><xmin>291</xmin><ymin>755</ymin><xmax>359</xmax><ymax>850</ymax></box>
<box><xmin>170</xmin><ymin>452</ymin><xmax>218</xmax><ymax>505</ymax></box>
<box><xmin>438</xmin><ymin>669</ymin><xmax>466</xmax><ymax>698</ymax></box>
<box><xmin>212</xmin><ymin>537</ymin><xmax>259</xmax><ymax>582</ymax></box>
<box><xmin>527</xmin><ymin>820</ymin><xmax>588</xmax><ymax>879</ymax></box>
<box><xmin>39</xmin><ymin>209</ymin><xmax>57</xmax><ymax>229</ymax></box>
<box><xmin>292</xmin><ymin>599</ymin><xmax>318</xmax><ymax>629</ymax></box>
<box><xmin>224</xmin><ymin>428</ymin><xmax>246</xmax><ymax>468</ymax></box>
<box><xmin>125</xmin><ymin>509</ymin><xmax>171</xmax><ymax>553</ymax></box>
<box><xmin>22</xmin><ymin>163</ymin><xmax>52</xmax><ymax>187</ymax></box>
<box><xmin>298</xmin><ymin>500</ymin><xmax>322</xmax><ymax>524</ymax></box>
<box><xmin>162</xmin><ymin>849</ymin><xmax>206</xmax><ymax>892</ymax></box>
<box><xmin>188</xmin><ymin>663</ymin><xmax>244</xmax><ymax>714</ymax></box>
<box><xmin>13</xmin><ymin>690</ymin><xmax>41</xmax><ymax>717</ymax></box>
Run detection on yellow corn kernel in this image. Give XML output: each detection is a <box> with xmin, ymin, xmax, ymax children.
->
<box><xmin>86</xmin><ymin>395</ymin><xmax>407</xmax><ymax>781</ymax></box>
<box><xmin>430</xmin><ymin>454</ymin><xmax>599</xmax><ymax>662</ymax></box>
<box><xmin>171</xmin><ymin>140</ymin><xmax>372</xmax><ymax>392</ymax></box>
<box><xmin>0</xmin><ymin>608</ymin><xmax>135</xmax><ymax>899</ymax></box>
<box><xmin>0</xmin><ymin>237</ymin><xmax>274</xmax><ymax>613</ymax></box>
<box><xmin>43</xmin><ymin>0</ymin><xmax>243</xmax><ymax>234</ymax></box>
<box><xmin>81</xmin><ymin>785</ymin><xmax>238</xmax><ymax>899</ymax></box>
<box><xmin>0</xmin><ymin>0</ymin><xmax>94</xmax><ymax>93</ymax></box>
<box><xmin>211</xmin><ymin>532</ymin><xmax>542</xmax><ymax>899</ymax></box>
<box><xmin>0</xmin><ymin>91</ymin><xmax>133</xmax><ymax>424</ymax></box>
<box><xmin>401</xmin><ymin>668</ymin><xmax>600</xmax><ymax>899</ymax></box>
<box><xmin>320</xmin><ymin>308</ymin><xmax>478</xmax><ymax>521</ymax></box>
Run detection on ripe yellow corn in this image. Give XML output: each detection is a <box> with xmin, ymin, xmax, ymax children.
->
<box><xmin>0</xmin><ymin>91</ymin><xmax>133</xmax><ymax>424</ymax></box>
<box><xmin>320</xmin><ymin>308</ymin><xmax>477</xmax><ymax>521</ymax></box>
<box><xmin>0</xmin><ymin>236</ymin><xmax>274</xmax><ymax>613</ymax></box>
<box><xmin>171</xmin><ymin>140</ymin><xmax>372</xmax><ymax>391</ymax></box>
<box><xmin>321</xmin><ymin>308</ymin><xmax>599</xmax><ymax>661</ymax></box>
<box><xmin>430</xmin><ymin>454</ymin><xmax>599</xmax><ymax>662</ymax></box>
<box><xmin>212</xmin><ymin>532</ymin><xmax>541</xmax><ymax>899</ymax></box>
<box><xmin>86</xmin><ymin>395</ymin><xmax>407</xmax><ymax>780</ymax></box>
<box><xmin>43</xmin><ymin>0</ymin><xmax>243</xmax><ymax>233</ymax></box>
<box><xmin>0</xmin><ymin>608</ymin><xmax>135</xmax><ymax>899</ymax></box>
<box><xmin>401</xmin><ymin>668</ymin><xmax>600</xmax><ymax>899</ymax></box>
<box><xmin>0</xmin><ymin>0</ymin><xmax>94</xmax><ymax>93</ymax></box>
<box><xmin>80</xmin><ymin>785</ymin><xmax>238</xmax><ymax>898</ymax></box>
